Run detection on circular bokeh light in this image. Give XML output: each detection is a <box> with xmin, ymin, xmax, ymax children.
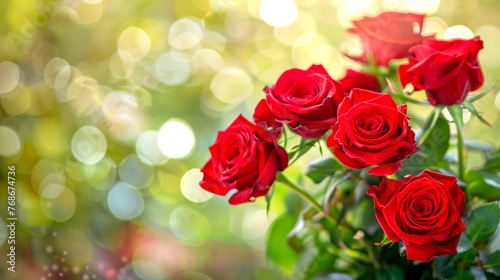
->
<box><xmin>0</xmin><ymin>126</ymin><xmax>21</xmax><ymax>157</ymax></box>
<box><xmin>117</xmin><ymin>26</ymin><xmax>151</xmax><ymax>62</ymax></box>
<box><xmin>71</xmin><ymin>125</ymin><xmax>107</xmax><ymax>165</ymax></box>
<box><xmin>444</xmin><ymin>25</ymin><xmax>475</xmax><ymax>40</ymax></box>
<box><xmin>154</xmin><ymin>52</ymin><xmax>191</xmax><ymax>85</ymax></box>
<box><xmin>136</xmin><ymin>130</ymin><xmax>168</xmax><ymax>165</ymax></box>
<box><xmin>169</xmin><ymin>18</ymin><xmax>204</xmax><ymax>49</ymax></box>
<box><xmin>169</xmin><ymin>207</ymin><xmax>208</xmax><ymax>240</ymax></box>
<box><xmin>180</xmin><ymin>169</ymin><xmax>213</xmax><ymax>203</ymax></box>
<box><xmin>158</xmin><ymin>119</ymin><xmax>195</xmax><ymax>159</ymax></box>
<box><xmin>118</xmin><ymin>154</ymin><xmax>155</xmax><ymax>189</ymax></box>
<box><xmin>107</xmin><ymin>182</ymin><xmax>144</xmax><ymax>220</ymax></box>
<box><xmin>40</xmin><ymin>187</ymin><xmax>76</xmax><ymax>222</ymax></box>
<box><xmin>209</xmin><ymin>68</ymin><xmax>253</xmax><ymax>104</ymax></box>
<box><xmin>259</xmin><ymin>0</ymin><xmax>298</xmax><ymax>27</ymax></box>
<box><xmin>0</xmin><ymin>61</ymin><xmax>20</xmax><ymax>94</ymax></box>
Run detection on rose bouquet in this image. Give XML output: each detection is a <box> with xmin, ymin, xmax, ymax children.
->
<box><xmin>200</xmin><ymin>11</ymin><xmax>500</xmax><ymax>279</ymax></box>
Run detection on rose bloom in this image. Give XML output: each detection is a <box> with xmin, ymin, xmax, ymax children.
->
<box><xmin>346</xmin><ymin>12</ymin><xmax>433</xmax><ymax>67</ymax></box>
<box><xmin>255</xmin><ymin>64</ymin><xmax>347</xmax><ymax>138</ymax></box>
<box><xmin>253</xmin><ymin>99</ymin><xmax>283</xmax><ymax>136</ymax></box>
<box><xmin>200</xmin><ymin>115</ymin><xmax>288</xmax><ymax>204</ymax></box>
<box><xmin>339</xmin><ymin>69</ymin><xmax>381</xmax><ymax>93</ymax></box>
<box><xmin>398</xmin><ymin>36</ymin><xmax>484</xmax><ymax>106</ymax></box>
<box><xmin>367</xmin><ymin>170</ymin><xmax>466</xmax><ymax>262</ymax></box>
<box><xmin>326</xmin><ymin>89</ymin><xmax>417</xmax><ymax>175</ymax></box>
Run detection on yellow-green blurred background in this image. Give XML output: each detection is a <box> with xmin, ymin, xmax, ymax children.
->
<box><xmin>1</xmin><ymin>0</ymin><xmax>500</xmax><ymax>279</ymax></box>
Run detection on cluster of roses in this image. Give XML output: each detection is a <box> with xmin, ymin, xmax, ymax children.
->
<box><xmin>200</xmin><ymin>12</ymin><xmax>484</xmax><ymax>262</ymax></box>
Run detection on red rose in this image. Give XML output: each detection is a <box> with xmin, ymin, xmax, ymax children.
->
<box><xmin>398</xmin><ymin>37</ymin><xmax>484</xmax><ymax>106</ymax></box>
<box><xmin>326</xmin><ymin>89</ymin><xmax>417</xmax><ymax>175</ymax></box>
<box><xmin>257</xmin><ymin>64</ymin><xmax>347</xmax><ymax>138</ymax></box>
<box><xmin>339</xmin><ymin>69</ymin><xmax>381</xmax><ymax>93</ymax></box>
<box><xmin>253</xmin><ymin>99</ymin><xmax>283</xmax><ymax>136</ymax></box>
<box><xmin>200</xmin><ymin>115</ymin><xmax>288</xmax><ymax>204</ymax></box>
<box><xmin>346</xmin><ymin>12</ymin><xmax>433</xmax><ymax>67</ymax></box>
<box><xmin>367</xmin><ymin>170</ymin><xmax>466</xmax><ymax>262</ymax></box>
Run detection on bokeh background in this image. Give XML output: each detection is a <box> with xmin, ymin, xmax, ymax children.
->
<box><xmin>1</xmin><ymin>0</ymin><xmax>500</xmax><ymax>279</ymax></box>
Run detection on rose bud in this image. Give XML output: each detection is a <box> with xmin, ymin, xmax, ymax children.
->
<box><xmin>346</xmin><ymin>12</ymin><xmax>433</xmax><ymax>67</ymax></box>
<box><xmin>339</xmin><ymin>69</ymin><xmax>381</xmax><ymax>93</ymax></box>
<box><xmin>200</xmin><ymin>115</ymin><xmax>288</xmax><ymax>205</ymax></box>
<box><xmin>367</xmin><ymin>170</ymin><xmax>466</xmax><ymax>262</ymax></box>
<box><xmin>398</xmin><ymin>36</ymin><xmax>484</xmax><ymax>106</ymax></box>
<box><xmin>326</xmin><ymin>88</ymin><xmax>417</xmax><ymax>176</ymax></box>
<box><xmin>256</xmin><ymin>64</ymin><xmax>347</xmax><ymax>138</ymax></box>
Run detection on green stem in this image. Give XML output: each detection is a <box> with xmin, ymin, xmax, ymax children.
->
<box><xmin>282</xmin><ymin>125</ymin><xmax>288</xmax><ymax>149</ymax></box>
<box><xmin>360</xmin><ymin>238</ymin><xmax>381</xmax><ymax>270</ymax></box>
<box><xmin>448</xmin><ymin>105</ymin><xmax>465</xmax><ymax>179</ymax></box>
<box><xmin>342</xmin><ymin>247</ymin><xmax>373</xmax><ymax>263</ymax></box>
<box><xmin>275</xmin><ymin>173</ymin><xmax>336</xmax><ymax>225</ymax></box>
<box><xmin>328</xmin><ymin>245</ymin><xmax>372</xmax><ymax>264</ymax></box>
<box><xmin>456</xmin><ymin>122</ymin><xmax>465</xmax><ymax>179</ymax></box>
<box><xmin>373</xmin><ymin>67</ymin><xmax>388</xmax><ymax>90</ymax></box>
<box><xmin>389</xmin><ymin>70</ymin><xmax>404</xmax><ymax>95</ymax></box>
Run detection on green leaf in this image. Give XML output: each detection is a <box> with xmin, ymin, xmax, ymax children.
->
<box><xmin>465</xmin><ymin>169</ymin><xmax>500</xmax><ymax>200</ymax></box>
<box><xmin>434</xmin><ymin>249</ymin><xmax>478</xmax><ymax>280</ymax></box>
<box><xmin>322</xmin><ymin>173</ymin><xmax>351</xmax><ymax>216</ymax></box>
<box><xmin>479</xmin><ymin>171</ymin><xmax>500</xmax><ymax>189</ymax></box>
<box><xmin>311</xmin><ymin>272</ymin><xmax>353</xmax><ymax>280</ymax></box>
<box><xmin>457</xmin><ymin>234</ymin><xmax>473</xmax><ymax>254</ymax></box>
<box><xmin>396</xmin><ymin>150</ymin><xmax>434</xmax><ymax>178</ymax></box>
<box><xmin>433</xmin><ymin>254</ymin><xmax>461</xmax><ymax>278</ymax></box>
<box><xmin>254</xmin><ymin>267</ymin><xmax>285</xmax><ymax>280</ymax></box>
<box><xmin>462</xmin><ymin>101</ymin><xmax>491</xmax><ymax>127</ymax></box>
<box><xmin>288</xmin><ymin>137</ymin><xmax>320</xmax><ymax>165</ymax></box>
<box><xmin>485</xmin><ymin>151</ymin><xmax>500</xmax><ymax>173</ymax></box>
<box><xmin>376</xmin><ymin>265</ymin><xmax>404</xmax><ymax>280</ymax></box>
<box><xmin>288</xmin><ymin>206</ymin><xmax>314</xmax><ymax>240</ymax></box>
<box><xmin>466</xmin><ymin>202</ymin><xmax>500</xmax><ymax>243</ymax></box>
<box><xmin>300</xmin><ymin>251</ymin><xmax>337</xmax><ymax>280</ymax></box>
<box><xmin>288</xmin><ymin>234</ymin><xmax>305</xmax><ymax>254</ymax></box>
<box><xmin>485</xmin><ymin>251</ymin><xmax>500</xmax><ymax>276</ymax></box>
<box><xmin>417</xmin><ymin>107</ymin><xmax>443</xmax><ymax>145</ymax></box>
<box><xmin>465</xmin><ymin>81</ymin><xmax>499</xmax><ymax>103</ymax></box>
<box><xmin>352</xmin><ymin>198</ymin><xmax>376</xmax><ymax>229</ymax></box>
<box><xmin>266</xmin><ymin>214</ymin><xmax>299</xmax><ymax>272</ymax></box>
<box><xmin>293</xmin><ymin>232</ymin><xmax>337</xmax><ymax>280</ymax></box>
<box><xmin>305</xmin><ymin>156</ymin><xmax>343</xmax><ymax>184</ymax></box>
<box><xmin>438</xmin><ymin>168</ymin><xmax>467</xmax><ymax>187</ymax></box>
<box><xmin>419</xmin><ymin>114</ymin><xmax>450</xmax><ymax>162</ymax></box>
<box><xmin>337</xmin><ymin>179</ymin><xmax>356</xmax><ymax>192</ymax></box>
<box><xmin>448</xmin><ymin>270</ymin><xmax>475</xmax><ymax>280</ymax></box>
<box><xmin>453</xmin><ymin>249</ymin><xmax>478</xmax><ymax>280</ymax></box>
<box><xmin>396</xmin><ymin>114</ymin><xmax>450</xmax><ymax>178</ymax></box>
<box><xmin>398</xmin><ymin>242</ymin><xmax>406</xmax><ymax>257</ymax></box>
<box><xmin>461</xmin><ymin>248</ymin><xmax>479</xmax><ymax>263</ymax></box>
<box><xmin>265</xmin><ymin>184</ymin><xmax>275</xmax><ymax>216</ymax></box>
